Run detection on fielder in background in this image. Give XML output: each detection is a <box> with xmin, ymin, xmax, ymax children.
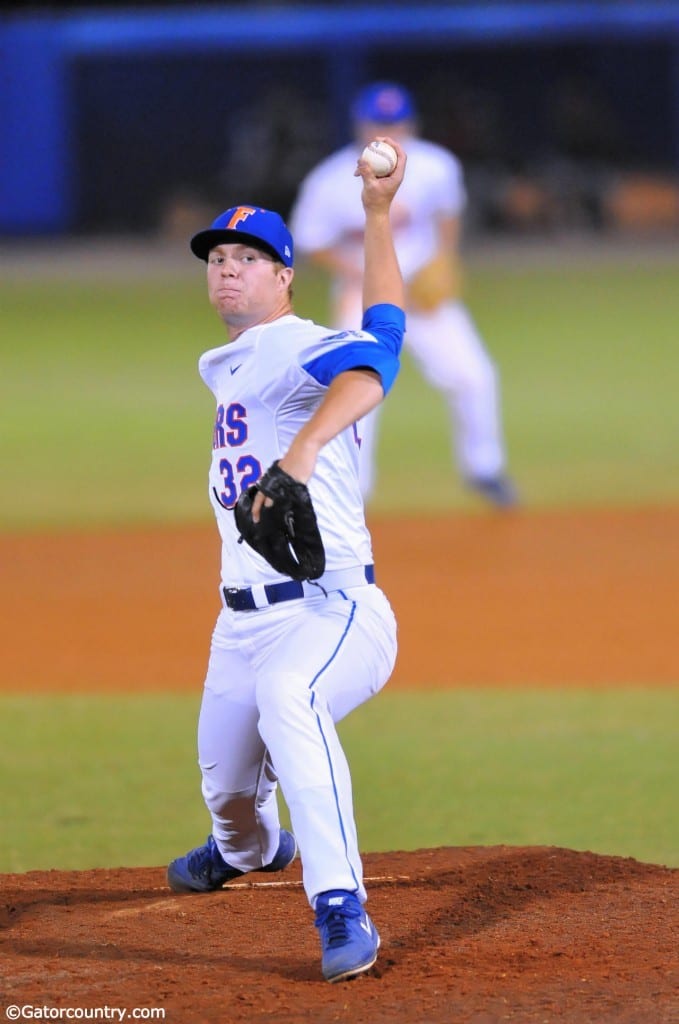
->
<box><xmin>167</xmin><ymin>139</ymin><xmax>408</xmax><ymax>982</ymax></box>
<box><xmin>289</xmin><ymin>81</ymin><xmax>518</xmax><ymax>508</ymax></box>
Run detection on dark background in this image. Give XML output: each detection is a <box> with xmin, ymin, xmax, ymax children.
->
<box><xmin>2</xmin><ymin>2</ymin><xmax>679</xmax><ymax>236</ymax></box>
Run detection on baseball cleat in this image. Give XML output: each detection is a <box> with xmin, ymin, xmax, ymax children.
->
<box><xmin>467</xmin><ymin>474</ymin><xmax>518</xmax><ymax>508</ymax></box>
<box><xmin>314</xmin><ymin>889</ymin><xmax>381</xmax><ymax>982</ymax></box>
<box><xmin>167</xmin><ymin>828</ymin><xmax>297</xmax><ymax>893</ymax></box>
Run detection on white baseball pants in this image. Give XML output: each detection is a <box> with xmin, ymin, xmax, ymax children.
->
<box><xmin>334</xmin><ymin>284</ymin><xmax>508</xmax><ymax>500</ymax></box>
<box><xmin>196</xmin><ymin>583</ymin><xmax>397</xmax><ymax>907</ymax></box>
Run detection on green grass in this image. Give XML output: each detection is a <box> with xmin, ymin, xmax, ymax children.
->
<box><xmin>2</xmin><ymin>258</ymin><xmax>679</xmax><ymax>529</ymax></box>
<box><xmin>1</xmin><ymin>690</ymin><xmax>676</xmax><ymax>874</ymax></box>
<box><xmin>346</xmin><ymin>689</ymin><xmax>679</xmax><ymax>868</ymax></box>
<box><xmin>0</xmin><ymin>280</ymin><xmax>217</xmax><ymax>529</ymax></box>
<box><xmin>373</xmin><ymin>262</ymin><xmax>679</xmax><ymax>511</ymax></box>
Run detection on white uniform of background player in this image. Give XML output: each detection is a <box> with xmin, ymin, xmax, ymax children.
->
<box><xmin>167</xmin><ymin>139</ymin><xmax>408</xmax><ymax>983</ymax></box>
<box><xmin>289</xmin><ymin>81</ymin><xmax>517</xmax><ymax>507</ymax></box>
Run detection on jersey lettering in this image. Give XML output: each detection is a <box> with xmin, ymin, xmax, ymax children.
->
<box><xmin>213</xmin><ymin>403</ymin><xmax>248</xmax><ymax>449</ymax></box>
<box><xmin>212</xmin><ymin>404</ymin><xmax>261</xmax><ymax>508</ymax></box>
<box><xmin>217</xmin><ymin>457</ymin><xmax>237</xmax><ymax>507</ymax></box>
<box><xmin>213</xmin><ymin>405</ymin><xmax>225</xmax><ymax>449</ymax></box>
<box><xmin>236</xmin><ymin>454</ymin><xmax>261</xmax><ymax>491</ymax></box>
<box><xmin>352</xmin><ymin>422</ymin><xmax>362</xmax><ymax>450</ymax></box>
<box><xmin>215</xmin><ymin>454</ymin><xmax>263</xmax><ymax>509</ymax></box>
<box><xmin>225</xmin><ymin>403</ymin><xmax>247</xmax><ymax>446</ymax></box>
<box><xmin>322</xmin><ymin>330</ymin><xmax>367</xmax><ymax>343</ymax></box>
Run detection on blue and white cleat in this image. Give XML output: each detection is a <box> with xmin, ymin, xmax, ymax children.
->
<box><xmin>167</xmin><ymin>828</ymin><xmax>297</xmax><ymax>893</ymax></box>
<box><xmin>314</xmin><ymin>889</ymin><xmax>380</xmax><ymax>982</ymax></box>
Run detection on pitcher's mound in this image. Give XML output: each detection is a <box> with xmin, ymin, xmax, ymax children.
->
<box><xmin>2</xmin><ymin>845</ymin><xmax>676</xmax><ymax>1023</ymax></box>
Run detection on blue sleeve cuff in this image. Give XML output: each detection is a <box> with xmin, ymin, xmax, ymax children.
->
<box><xmin>362</xmin><ymin>303</ymin><xmax>406</xmax><ymax>348</ymax></box>
<box><xmin>302</xmin><ymin>303</ymin><xmax>405</xmax><ymax>395</ymax></box>
<box><xmin>303</xmin><ymin>343</ymin><xmax>399</xmax><ymax>394</ymax></box>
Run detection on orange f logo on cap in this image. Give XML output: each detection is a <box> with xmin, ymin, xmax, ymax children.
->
<box><xmin>226</xmin><ymin>207</ymin><xmax>257</xmax><ymax>229</ymax></box>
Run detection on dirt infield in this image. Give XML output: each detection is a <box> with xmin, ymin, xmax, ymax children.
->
<box><xmin>1</xmin><ymin>848</ymin><xmax>676</xmax><ymax>1023</ymax></box>
<box><xmin>1</xmin><ymin>506</ymin><xmax>678</xmax><ymax>1022</ymax></box>
<box><xmin>2</xmin><ymin>506</ymin><xmax>679</xmax><ymax>691</ymax></box>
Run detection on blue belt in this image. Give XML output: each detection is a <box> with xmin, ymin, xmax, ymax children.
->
<box><xmin>222</xmin><ymin>565</ymin><xmax>375</xmax><ymax>612</ymax></box>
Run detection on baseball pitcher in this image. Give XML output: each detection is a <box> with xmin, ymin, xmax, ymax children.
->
<box><xmin>167</xmin><ymin>140</ymin><xmax>407</xmax><ymax>983</ymax></box>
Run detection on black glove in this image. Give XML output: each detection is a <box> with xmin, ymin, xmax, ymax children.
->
<box><xmin>234</xmin><ymin>462</ymin><xmax>326</xmax><ymax>581</ymax></box>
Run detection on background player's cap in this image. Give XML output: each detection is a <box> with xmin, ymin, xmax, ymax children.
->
<box><xmin>190</xmin><ymin>206</ymin><xmax>294</xmax><ymax>266</ymax></box>
<box><xmin>352</xmin><ymin>81</ymin><xmax>416</xmax><ymax>124</ymax></box>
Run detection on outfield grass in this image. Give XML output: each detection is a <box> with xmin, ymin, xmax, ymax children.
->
<box><xmin>374</xmin><ymin>260</ymin><xmax>679</xmax><ymax>511</ymax></box>
<box><xmin>2</xmin><ymin>256</ymin><xmax>678</xmax><ymax>529</ymax></box>
<box><xmin>0</xmin><ymin>690</ymin><xmax>676</xmax><ymax>874</ymax></box>
<box><xmin>0</xmin><ymin>279</ymin><xmax>216</xmax><ymax>530</ymax></box>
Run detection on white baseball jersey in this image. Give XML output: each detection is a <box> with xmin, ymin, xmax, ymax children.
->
<box><xmin>290</xmin><ymin>135</ymin><xmax>466</xmax><ymax>281</ymax></box>
<box><xmin>198</xmin><ymin>306</ymin><xmax>404</xmax><ymax>588</ymax></box>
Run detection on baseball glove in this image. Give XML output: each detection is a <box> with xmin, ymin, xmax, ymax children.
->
<box><xmin>234</xmin><ymin>462</ymin><xmax>326</xmax><ymax>581</ymax></box>
<box><xmin>406</xmin><ymin>251</ymin><xmax>462</xmax><ymax>312</ymax></box>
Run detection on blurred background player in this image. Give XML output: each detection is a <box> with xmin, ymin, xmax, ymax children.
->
<box><xmin>289</xmin><ymin>81</ymin><xmax>518</xmax><ymax>508</ymax></box>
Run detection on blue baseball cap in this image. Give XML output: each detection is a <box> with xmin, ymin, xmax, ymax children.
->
<box><xmin>352</xmin><ymin>81</ymin><xmax>416</xmax><ymax>124</ymax></box>
<box><xmin>190</xmin><ymin>205</ymin><xmax>294</xmax><ymax>266</ymax></box>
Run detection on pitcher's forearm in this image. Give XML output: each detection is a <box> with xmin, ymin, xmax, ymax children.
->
<box><xmin>280</xmin><ymin>370</ymin><xmax>384</xmax><ymax>483</ymax></box>
<box><xmin>362</xmin><ymin>209</ymin><xmax>405</xmax><ymax>312</ymax></box>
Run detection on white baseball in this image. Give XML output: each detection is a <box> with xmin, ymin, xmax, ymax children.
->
<box><xmin>361</xmin><ymin>140</ymin><xmax>398</xmax><ymax>177</ymax></box>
